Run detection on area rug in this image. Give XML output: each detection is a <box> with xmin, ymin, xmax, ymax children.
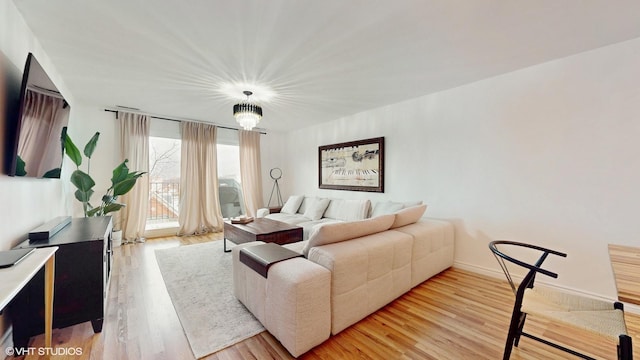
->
<box><xmin>155</xmin><ymin>240</ymin><xmax>265</xmax><ymax>358</ymax></box>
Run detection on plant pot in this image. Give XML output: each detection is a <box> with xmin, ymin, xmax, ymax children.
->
<box><xmin>112</xmin><ymin>230</ymin><xmax>122</xmax><ymax>247</ymax></box>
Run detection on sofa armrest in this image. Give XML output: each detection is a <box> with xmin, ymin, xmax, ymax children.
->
<box><xmin>233</xmin><ymin>244</ymin><xmax>331</xmax><ymax>357</ymax></box>
<box><xmin>257</xmin><ymin>206</ymin><xmax>282</xmax><ymax>218</ymax></box>
<box><xmin>232</xmin><ymin>241</ymin><xmax>266</xmax><ymax>310</ymax></box>
<box><xmin>265</xmin><ymin>258</ymin><xmax>331</xmax><ymax>357</ymax></box>
<box><xmin>256</xmin><ymin>208</ymin><xmax>270</xmax><ymax>218</ymax></box>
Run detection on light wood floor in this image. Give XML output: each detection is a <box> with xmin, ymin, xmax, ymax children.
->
<box><xmin>609</xmin><ymin>244</ymin><xmax>640</xmax><ymax>305</ymax></box>
<box><xmin>15</xmin><ymin>234</ymin><xmax>640</xmax><ymax>360</ymax></box>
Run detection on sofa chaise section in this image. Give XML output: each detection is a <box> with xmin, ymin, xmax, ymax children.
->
<box><xmin>233</xmin><ymin>205</ymin><xmax>454</xmax><ymax>357</ymax></box>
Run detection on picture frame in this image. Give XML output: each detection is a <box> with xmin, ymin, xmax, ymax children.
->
<box><xmin>318</xmin><ymin>137</ymin><xmax>384</xmax><ymax>192</ymax></box>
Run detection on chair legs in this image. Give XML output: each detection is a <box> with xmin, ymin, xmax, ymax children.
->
<box><xmin>618</xmin><ymin>335</ymin><xmax>633</xmax><ymax>360</ymax></box>
<box><xmin>503</xmin><ymin>306</ymin><xmax>526</xmax><ymax>359</ymax></box>
<box><xmin>514</xmin><ymin>313</ymin><xmax>527</xmax><ymax>347</ymax></box>
<box><xmin>504</xmin><ymin>311</ymin><xmax>633</xmax><ymax>360</ymax></box>
<box><xmin>615</xmin><ymin>302</ymin><xmax>633</xmax><ymax>360</ymax></box>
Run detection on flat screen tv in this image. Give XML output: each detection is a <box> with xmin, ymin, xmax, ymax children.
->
<box><xmin>5</xmin><ymin>52</ymin><xmax>70</xmax><ymax>178</ymax></box>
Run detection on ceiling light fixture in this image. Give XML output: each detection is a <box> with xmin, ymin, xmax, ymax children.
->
<box><xmin>233</xmin><ymin>90</ymin><xmax>263</xmax><ymax>130</ymax></box>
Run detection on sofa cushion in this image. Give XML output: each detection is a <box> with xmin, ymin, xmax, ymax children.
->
<box><xmin>333</xmin><ymin>199</ymin><xmax>371</xmax><ymax>221</ymax></box>
<box><xmin>390</xmin><ymin>204</ymin><xmax>427</xmax><ymax>229</ymax></box>
<box><xmin>265</xmin><ymin>213</ymin><xmax>309</xmax><ymax>225</ymax></box>
<box><xmin>370</xmin><ymin>200</ymin><xmax>424</xmax><ymax>217</ymax></box>
<box><xmin>303</xmin><ymin>198</ymin><xmax>331</xmax><ymax>220</ymax></box>
<box><xmin>402</xmin><ymin>200</ymin><xmax>423</xmax><ymax>208</ymax></box>
<box><xmin>297</xmin><ymin>218</ymin><xmax>343</xmax><ymax>240</ymax></box>
<box><xmin>323</xmin><ymin>199</ymin><xmax>342</xmax><ymax>219</ymax></box>
<box><xmin>302</xmin><ymin>214</ymin><xmax>395</xmax><ymax>256</ymax></box>
<box><xmin>297</xmin><ymin>196</ymin><xmax>312</xmax><ymax>214</ymax></box>
<box><xmin>393</xmin><ymin>219</ymin><xmax>455</xmax><ymax>287</ymax></box>
<box><xmin>281</xmin><ymin>195</ymin><xmax>304</xmax><ymax>214</ymax></box>
<box><xmin>283</xmin><ymin>240</ymin><xmax>308</xmax><ymax>254</ymax></box>
<box><xmin>370</xmin><ymin>201</ymin><xmax>405</xmax><ymax>217</ymax></box>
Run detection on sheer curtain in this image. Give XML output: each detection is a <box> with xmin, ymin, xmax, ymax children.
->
<box><xmin>18</xmin><ymin>90</ymin><xmax>69</xmax><ymax>177</ymax></box>
<box><xmin>178</xmin><ymin>121</ymin><xmax>223</xmax><ymax>235</ymax></box>
<box><xmin>118</xmin><ymin>112</ymin><xmax>150</xmax><ymax>242</ymax></box>
<box><xmin>239</xmin><ymin>130</ymin><xmax>264</xmax><ymax>217</ymax></box>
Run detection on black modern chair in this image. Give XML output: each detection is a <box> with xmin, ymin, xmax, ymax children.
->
<box><xmin>489</xmin><ymin>240</ymin><xmax>632</xmax><ymax>360</ymax></box>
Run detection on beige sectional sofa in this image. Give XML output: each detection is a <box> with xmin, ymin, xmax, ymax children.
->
<box><xmin>233</xmin><ymin>197</ymin><xmax>454</xmax><ymax>357</ymax></box>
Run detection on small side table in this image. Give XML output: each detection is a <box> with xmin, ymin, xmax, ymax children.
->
<box><xmin>267</xmin><ymin>206</ymin><xmax>282</xmax><ymax>214</ymax></box>
<box><xmin>0</xmin><ymin>247</ymin><xmax>57</xmax><ymax>349</ymax></box>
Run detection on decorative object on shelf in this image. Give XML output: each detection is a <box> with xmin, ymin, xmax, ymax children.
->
<box><xmin>267</xmin><ymin>167</ymin><xmax>283</xmax><ymax>207</ymax></box>
<box><xmin>64</xmin><ymin>132</ymin><xmax>146</xmax><ymax>217</ymax></box>
<box><xmin>28</xmin><ymin>216</ymin><xmax>71</xmax><ymax>241</ymax></box>
<box><xmin>231</xmin><ymin>216</ymin><xmax>254</xmax><ymax>224</ymax></box>
<box><xmin>233</xmin><ymin>90</ymin><xmax>263</xmax><ymax>130</ymax></box>
<box><xmin>319</xmin><ymin>137</ymin><xmax>384</xmax><ymax>192</ymax></box>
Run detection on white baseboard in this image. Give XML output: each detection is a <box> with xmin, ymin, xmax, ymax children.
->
<box><xmin>453</xmin><ymin>261</ymin><xmax>640</xmax><ymax>315</ymax></box>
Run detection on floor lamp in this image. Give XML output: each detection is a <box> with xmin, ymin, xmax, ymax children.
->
<box><xmin>268</xmin><ymin>167</ymin><xmax>283</xmax><ymax>207</ymax></box>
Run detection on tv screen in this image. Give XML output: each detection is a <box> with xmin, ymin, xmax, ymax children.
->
<box><xmin>5</xmin><ymin>53</ymin><xmax>70</xmax><ymax>178</ymax></box>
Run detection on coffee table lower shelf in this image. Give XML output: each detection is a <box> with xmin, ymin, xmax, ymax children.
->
<box><xmin>223</xmin><ymin>218</ymin><xmax>303</xmax><ymax>253</ymax></box>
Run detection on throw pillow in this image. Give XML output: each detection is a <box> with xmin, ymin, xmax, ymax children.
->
<box><xmin>297</xmin><ymin>196</ymin><xmax>311</xmax><ymax>214</ymax></box>
<box><xmin>302</xmin><ymin>214</ymin><xmax>395</xmax><ymax>256</ymax></box>
<box><xmin>303</xmin><ymin>198</ymin><xmax>331</xmax><ymax>220</ymax></box>
<box><xmin>370</xmin><ymin>201</ymin><xmax>404</xmax><ymax>217</ymax></box>
<box><xmin>402</xmin><ymin>200</ymin><xmax>423</xmax><ymax>208</ymax></box>
<box><xmin>281</xmin><ymin>195</ymin><xmax>304</xmax><ymax>214</ymax></box>
<box><xmin>390</xmin><ymin>204</ymin><xmax>427</xmax><ymax>229</ymax></box>
<box><xmin>323</xmin><ymin>199</ymin><xmax>343</xmax><ymax>219</ymax></box>
<box><xmin>336</xmin><ymin>199</ymin><xmax>371</xmax><ymax>221</ymax></box>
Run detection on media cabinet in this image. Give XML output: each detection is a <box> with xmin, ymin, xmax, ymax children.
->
<box><xmin>10</xmin><ymin>216</ymin><xmax>113</xmax><ymax>349</ymax></box>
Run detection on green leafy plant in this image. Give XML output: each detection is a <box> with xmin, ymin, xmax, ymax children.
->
<box><xmin>64</xmin><ymin>131</ymin><xmax>145</xmax><ymax>217</ymax></box>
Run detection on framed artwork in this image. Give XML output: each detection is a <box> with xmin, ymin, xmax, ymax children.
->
<box><xmin>318</xmin><ymin>137</ymin><xmax>384</xmax><ymax>192</ymax></box>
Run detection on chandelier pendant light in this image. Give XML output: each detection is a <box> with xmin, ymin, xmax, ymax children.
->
<box><xmin>233</xmin><ymin>90</ymin><xmax>263</xmax><ymax>130</ymax></box>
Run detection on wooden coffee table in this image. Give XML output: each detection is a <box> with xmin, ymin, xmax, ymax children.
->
<box><xmin>223</xmin><ymin>218</ymin><xmax>303</xmax><ymax>252</ymax></box>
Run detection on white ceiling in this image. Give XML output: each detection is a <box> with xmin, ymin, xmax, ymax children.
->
<box><xmin>13</xmin><ymin>0</ymin><xmax>640</xmax><ymax>132</ymax></box>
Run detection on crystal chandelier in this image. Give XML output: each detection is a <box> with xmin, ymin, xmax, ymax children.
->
<box><xmin>233</xmin><ymin>90</ymin><xmax>263</xmax><ymax>130</ymax></box>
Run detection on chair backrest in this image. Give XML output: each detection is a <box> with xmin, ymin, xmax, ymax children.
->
<box><xmin>489</xmin><ymin>240</ymin><xmax>567</xmax><ymax>296</ymax></box>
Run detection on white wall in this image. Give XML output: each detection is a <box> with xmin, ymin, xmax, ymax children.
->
<box><xmin>260</xmin><ymin>130</ymin><xmax>288</xmax><ymax>207</ymax></box>
<box><xmin>0</xmin><ymin>0</ymin><xmax>81</xmax><ymax>345</ymax></box>
<box><xmin>0</xmin><ymin>1</ymin><xmax>79</xmax><ymax>249</ymax></box>
<box><xmin>284</xmin><ymin>37</ymin><xmax>640</xmax><ymax>299</ymax></box>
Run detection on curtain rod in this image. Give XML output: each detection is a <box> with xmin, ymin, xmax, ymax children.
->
<box><xmin>103</xmin><ymin>109</ymin><xmax>267</xmax><ymax>135</ymax></box>
<box><xmin>28</xmin><ymin>85</ymin><xmax>65</xmax><ymax>100</ymax></box>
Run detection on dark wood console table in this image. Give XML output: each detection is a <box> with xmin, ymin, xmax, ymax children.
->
<box><xmin>10</xmin><ymin>216</ymin><xmax>112</xmax><ymax>349</ymax></box>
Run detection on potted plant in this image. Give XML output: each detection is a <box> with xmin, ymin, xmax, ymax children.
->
<box><xmin>64</xmin><ymin>131</ymin><xmax>145</xmax><ymax>245</ymax></box>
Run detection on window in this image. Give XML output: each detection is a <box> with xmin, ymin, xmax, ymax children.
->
<box><xmin>145</xmin><ymin>123</ymin><xmax>246</xmax><ymax>231</ymax></box>
<box><xmin>147</xmin><ymin>136</ymin><xmax>181</xmax><ymax>230</ymax></box>
<box><xmin>217</xmin><ymin>143</ymin><xmax>246</xmax><ymax>218</ymax></box>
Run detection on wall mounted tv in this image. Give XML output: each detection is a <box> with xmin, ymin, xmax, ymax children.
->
<box><xmin>5</xmin><ymin>52</ymin><xmax>70</xmax><ymax>178</ymax></box>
